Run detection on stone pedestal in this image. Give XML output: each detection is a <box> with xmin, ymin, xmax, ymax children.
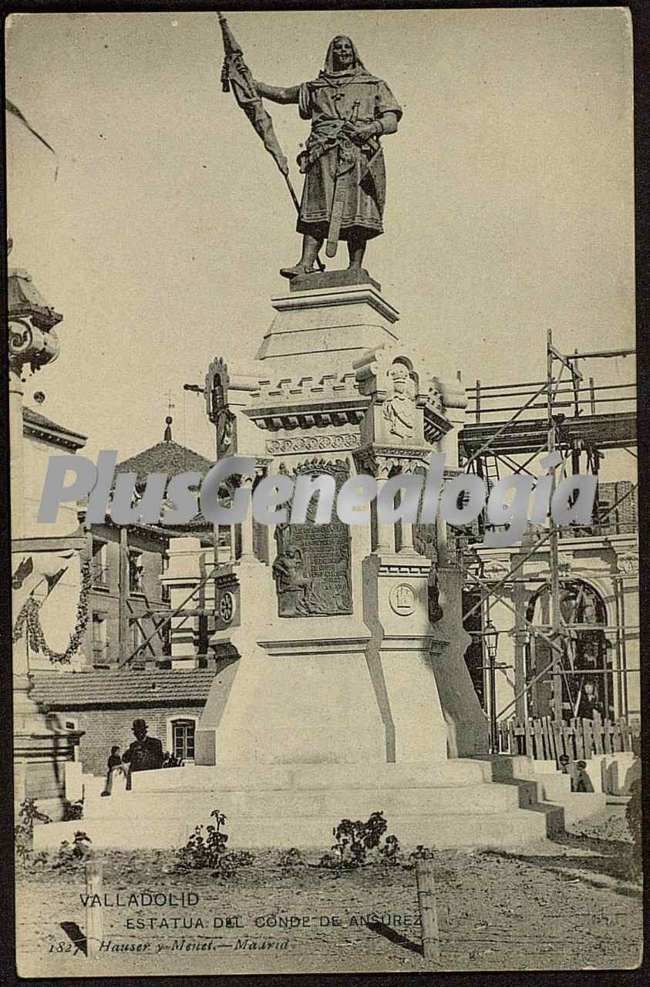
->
<box><xmin>256</xmin><ymin>280</ymin><xmax>399</xmax><ymax>377</ymax></box>
<box><xmin>196</xmin><ymin>277</ymin><xmax>488</xmax><ymax>768</ymax></box>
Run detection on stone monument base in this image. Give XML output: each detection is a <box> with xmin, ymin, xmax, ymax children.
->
<box><xmin>14</xmin><ymin>725</ymin><xmax>81</xmax><ymax>820</ymax></box>
<box><xmin>14</xmin><ymin>669</ymin><xmax>82</xmax><ymax>819</ymax></box>
<box><xmin>33</xmin><ymin>758</ymin><xmax>564</xmax><ymax>851</ymax></box>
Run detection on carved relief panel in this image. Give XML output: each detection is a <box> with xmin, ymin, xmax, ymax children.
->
<box><xmin>271</xmin><ymin>460</ymin><xmax>353</xmax><ymax>617</ymax></box>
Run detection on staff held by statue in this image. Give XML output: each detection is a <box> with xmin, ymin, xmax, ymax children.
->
<box><xmin>217</xmin><ymin>12</ymin><xmax>325</xmax><ymax>271</ymax></box>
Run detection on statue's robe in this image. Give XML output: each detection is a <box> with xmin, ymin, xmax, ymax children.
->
<box><xmin>296</xmin><ymin>68</ymin><xmax>402</xmax><ymax>241</ymax></box>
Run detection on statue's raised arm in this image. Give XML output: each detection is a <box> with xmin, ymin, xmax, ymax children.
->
<box><xmin>255</xmin><ymin>82</ymin><xmax>300</xmax><ymax>105</ymax></box>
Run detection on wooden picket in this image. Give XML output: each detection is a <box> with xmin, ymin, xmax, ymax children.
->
<box><xmin>508</xmin><ymin>718</ymin><xmax>518</xmax><ymax>755</ymax></box>
<box><xmin>497</xmin><ymin>714</ymin><xmax>639</xmax><ymax>766</ymax></box>
<box><xmin>551</xmin><ymin>719</ymin><xmax>564</xmax><ymax>762</ymax></box>
<box><xmin>591</xmin><ymin>712</ymin><xmax>603</xmax><ymax>754</ymax></box>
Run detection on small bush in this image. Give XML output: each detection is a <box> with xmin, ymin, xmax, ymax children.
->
<box><xmin>53</xmin><ymin>831</ymin><xmax>92</xmax><ymax>869</ymax></box>
<box><xmin>15</xmin><ymin>798</ymin><xmax>52</xmax><ymax>864</ymax></box>
<box><xmin>378</xmin><ymin>833</ymin><xmax>402</xmax><ymax>866</ymax></box>
<box><xmin>62</xmin><ymin>799</ymin><xmax>84</xmax><ymax>821</ymax></box>
<box><xmin>176</xmin><ymin>811</ymin><xmax>254</xmax><ymax>879</ymax></box>
<box><xmin>177</xmin><ymin>817</ymin><xmax>228</xmax><ymax>870</ymax></box>
<box><xmin>278</xmin><ymin>847</ymin><xmax>305</xmax><ymax>871</ymax></box>
<box><xmin>407</xmin><ymin>844</ymin><xmax>436</xmax><ymax>866</ymax></box>
<box><xmin>218</xmin><ymin>850</ymin><xmax>255</xmax><ymax>878</ymax></box>
<box><xmin>319</xmin><ymin>812</ymin><xmax>401</xmax><ymax>870</ymax></box>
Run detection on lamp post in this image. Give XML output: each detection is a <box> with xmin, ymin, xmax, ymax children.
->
<box><xmin>484</xmin><ymin>619</ymin><xmax>500</xmax><ymax>752</ymax></box>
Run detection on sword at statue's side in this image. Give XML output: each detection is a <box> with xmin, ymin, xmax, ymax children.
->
<box><xmin>217</xmin><ymin>12</ymin><xmax>325</xmax><ymax>272</ymax></box>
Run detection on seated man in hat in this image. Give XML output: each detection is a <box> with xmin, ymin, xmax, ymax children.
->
<box><xmin>122</xmin><ymin>718</ymin><xmax>164</xmax><ymax>790</ymax></box>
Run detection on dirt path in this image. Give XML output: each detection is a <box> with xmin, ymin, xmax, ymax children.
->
<box><xmin>16</xmin><ymin>808</ymin><xmax>642</xmax><ymax>976</ymax></box>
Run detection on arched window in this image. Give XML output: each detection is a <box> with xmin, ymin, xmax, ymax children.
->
<box><xmin>525</xmin><ymin>580</ymin><xmax>612</xmax><ymax>721</ymax></box>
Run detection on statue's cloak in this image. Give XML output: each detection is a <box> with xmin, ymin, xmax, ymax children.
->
<box><xmin>295</xmin><ymin>39</ymin><xmax>402</xmax><ymax>241</ymax></box>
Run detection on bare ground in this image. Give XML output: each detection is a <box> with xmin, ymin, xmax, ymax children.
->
<box><xmin>15</xmin><ymin>806</ymin><xmax>642</xmax><ymax>977</ymax></box>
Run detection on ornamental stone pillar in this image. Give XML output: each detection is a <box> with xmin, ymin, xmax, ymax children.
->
<box><xmin>9</xmin><ymin>264</ymin><xmax>81</xmax><ymax>816</ymax></box>
<box><xmin>374</xmin><ymin>467</ymin><xmax>395</xmax><ymax>554</ymax></box>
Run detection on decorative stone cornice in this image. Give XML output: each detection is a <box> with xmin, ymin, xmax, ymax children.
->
<box><xmin>266</xmin><ymin>432</ymin><xmax>359</xmax><ymax>455</ymax></box>
<box><xmin>246</xmin><ymin>399</ymin><xmax>367</xmax><ymax>432</ymax></box>
<box><xmin>271</xmin><ymin>283</ymin><xmax>399</xmax><ymax>324</ymax></box>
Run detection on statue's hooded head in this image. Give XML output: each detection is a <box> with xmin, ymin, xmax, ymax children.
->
<box><xmin>324</xmin><ymin>35</ymin><xmax>366</xmax><ymax>76</ymax></box>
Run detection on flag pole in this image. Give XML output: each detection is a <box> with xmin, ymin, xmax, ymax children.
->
<box><xmin>283</xmin><ymin>172</ymin><xmax>300</xmax><ymax>214</ymax></box>
<box><xmin>217</xmin><ymin>11</ymin><xmax>324</xmax><ymax>272</ymax></box>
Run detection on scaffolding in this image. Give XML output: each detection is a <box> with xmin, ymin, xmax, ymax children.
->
<box><xmin>459</xmin><ymin>329</ymin><xmax>637</xmax><ymax>736</ymax></box>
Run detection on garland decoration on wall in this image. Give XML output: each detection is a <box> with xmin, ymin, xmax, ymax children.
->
<box><xmin>12</xmin><ymin>559</ymin><xmax>91</xmax><ymax>664</ymax></box>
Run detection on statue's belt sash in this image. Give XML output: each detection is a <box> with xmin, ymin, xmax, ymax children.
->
<box><xmin>298</xmin><ymin>119</ymin><xmax>379</xmax><ymax>179</ymax></box>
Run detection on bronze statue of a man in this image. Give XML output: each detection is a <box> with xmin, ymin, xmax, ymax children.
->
<box><xmin>256</xmin><ymin>36</ymin><xmax>402</xmax><ymax>279</ymax></box>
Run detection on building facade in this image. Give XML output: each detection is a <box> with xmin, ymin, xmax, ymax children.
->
<box><xmin>464</xmin><ymin>482</ymin><xmax>639</xmax><ymax>730</ymax></box>
<box><xmin>32</xmin><ymin>669</ymin><xmax>214</xmax><ymax>775</ymax></box>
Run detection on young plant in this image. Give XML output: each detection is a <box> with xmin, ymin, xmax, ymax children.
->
<box><xmin>219</xmin><ymin>850</ymin><xmax>255</xmax><ymax>878</ymax></box>
<box><xmin>62</xmin><ymin>799</ymin><xmax>84</xmax><ymax>821</ymax></box>
<box><xmin>378</xmin><ymin>833</ymin><xmax>402</xmax><ymax>866</ymax></box>
<box><xmin>176</xmin><ymin>810</ymin><xmax>253</xmax><ymax>878</ymax></box>
<box><xmin>53</xmin><ymin>831</ymin><xmax>92</xmax><ymax>869</ymax></box>
<box><xmin>319</xmin><ymin>812</ymin><xmax>399</xmax><ymax>870</ymax></box>
<box><xmin>278</xmin><ymin>847</ymin><xmax>305</xmax><ymax>871</ymax></box>
<box><xmin>15</xmin><ymin>798</ymin><xmax>52</xmax><ymax>864</ymax></box>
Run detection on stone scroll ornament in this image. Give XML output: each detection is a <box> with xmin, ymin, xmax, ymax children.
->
<box><xmin>272</xmin><ymin>462</ymin><xmax>353</xmax><ymax>617</ymax></box>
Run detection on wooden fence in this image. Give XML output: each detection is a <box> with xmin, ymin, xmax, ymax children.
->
<box><xmin>498</xmin><ymin>713</ymin><xmax>640</xmax><ymax>765</ymax></box>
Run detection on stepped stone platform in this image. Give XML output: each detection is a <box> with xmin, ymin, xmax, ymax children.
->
<box><xmin>33</xmin><ymin>759</ymin><xmax>565</xmax><ymax>851</ymax></box>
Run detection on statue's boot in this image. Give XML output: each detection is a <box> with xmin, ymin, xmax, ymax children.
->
<box><xmin>280</xmin><ymin>263</ymin><xmax>314</xmax><ymax>280</ymax></box>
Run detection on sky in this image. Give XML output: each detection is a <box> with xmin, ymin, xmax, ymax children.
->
<box><xmin>6</xmin><ymin>8</ymin><xmax>635</xmax><ymax>480</ymax></box>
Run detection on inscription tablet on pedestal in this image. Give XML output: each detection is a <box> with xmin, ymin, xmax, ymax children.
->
<box><xmin>272</xmin><ymin>464</ymin><xmax>352</xmax><ymax>617</ymax></box>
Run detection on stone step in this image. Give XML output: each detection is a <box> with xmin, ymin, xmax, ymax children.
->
<box><xmin>546</xmin><ymin>792</ymin><xmax>606</xmax><ymax>827</ymax></box>
<box><xmin>539</xmin><ymin>773</ymin><xmax>572</xmax><ymax>801</ymax></box>
<box><xmin>83</xmin><ymin>781</ymin><xmax>520</xmax><ymax>822</ymax></box>
<box><xmin>34</xmin><ymin>807</ymin><xmax>556</xmax><ymax>852</ymax></box>
<box><xmin>130</xmin><ymin>759</ymin><xmax>494</xmax><ymax>793</ymax></box>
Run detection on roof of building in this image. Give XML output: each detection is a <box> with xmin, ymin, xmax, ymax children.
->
<box><xmin>115</xmin><ymin>439</ymin><xmax>213</xmax><ymax>484</ymax></box>
<box><xmin>32</xmin><ymin>668</ymin><xmax>215</xmax><ymax>708</ymax></box>
<box><xmin>112</xmin><ymin>427</ymin><xmax>215</xmax><ymax>531</ymax></box>
<box><xmin>23</xmin><ymin>406</ymin><xmax>87</xmax><ymax>450</ymax></box>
